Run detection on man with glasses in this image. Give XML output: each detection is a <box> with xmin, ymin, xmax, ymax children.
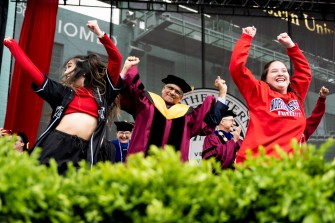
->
<box><xmin>110</xmin><ymin>121</ymin><xmax>134</xmax><ymax>162</ymax></box>
<box><xmin>202</xmin><ymin>110</ymin><xmax>242</xmax><ymax>169</ymax></box>
<box><xmin>119</xmin><ymin>56</ymin><xmax>229</xmax><ymax>162</ymax></box>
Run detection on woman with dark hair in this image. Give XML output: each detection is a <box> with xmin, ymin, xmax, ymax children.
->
<box><xmin>4</xmin><ymin>20</ymin><xmax>122</xmax><ymax>173</ymax></box>
<box><xmin>229</xmin><ymin>26</ymin><xmax>312</xmax><ymax>163</ymax></box>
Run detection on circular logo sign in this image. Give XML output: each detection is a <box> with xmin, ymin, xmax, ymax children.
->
<box><xmin>180</xmin><ymin>88</ymin><xmax>249</xmax><ymax>163</ymax></box>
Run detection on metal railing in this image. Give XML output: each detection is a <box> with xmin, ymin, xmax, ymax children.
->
<box><xmin>133</xmin><ymin>11</ymin><xmax>335</xmax><ymax>82</ymax></box>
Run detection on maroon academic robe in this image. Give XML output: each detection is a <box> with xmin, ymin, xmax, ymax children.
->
<box><xmin>121</xmin><ymin>66</ymin><xmax>218</xmax><ymax>161</ymax></box>
<box><xmin>202</xmin><ymin>131</ymin><xmax>242</xmax><ymax>169</ymax></box>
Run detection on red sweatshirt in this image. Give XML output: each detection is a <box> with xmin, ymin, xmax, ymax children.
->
<box><xmin>304</xmin><ymin>97</ymin><xmax>326</xmax><ymax>141</ymax></box>
<box><xmin>229</xmin><ymin>34</ymin><xmax>312</xmax><ymax>162</ymax></box>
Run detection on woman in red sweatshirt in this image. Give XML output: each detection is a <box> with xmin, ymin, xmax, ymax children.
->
<box><xmin>229</xmin><ymin>26</ymin><xmax>312</xmax><ymax>163</ymax></box>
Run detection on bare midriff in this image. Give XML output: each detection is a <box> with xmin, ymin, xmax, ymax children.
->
<box><xmin>56</xmin><ymin>113</ymin><xmax>98</xmax><ymax>140</ymax></box>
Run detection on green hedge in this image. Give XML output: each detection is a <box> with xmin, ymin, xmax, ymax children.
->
<box><xmin>0</xmin><ymin>136</ymin><xmax>335</xmax><ymax>223</ymax></box>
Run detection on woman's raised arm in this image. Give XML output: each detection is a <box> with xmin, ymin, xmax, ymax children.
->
<box><xmin>3</xmin><ymin>37</ymin><xmax>45</xmax><ymax>86</ymax></box>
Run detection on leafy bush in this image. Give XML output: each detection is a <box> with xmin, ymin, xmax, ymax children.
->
<box><xmin>0</xmin><ymin>136</ymin><xmax>334</xmax><ymax>223</ymax></box>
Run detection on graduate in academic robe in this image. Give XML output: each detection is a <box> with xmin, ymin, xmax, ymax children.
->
<box><xmin>119</xmin><ymin>56</ymin><xmax>229</xmax><ymax>161</ymax></box>
<box><xmin>202</xmin><ymin>110</ymin><xmax>243</xmax><ymax>169</ymax></box>
<box><xmin>111</xmin><ymin>121</ymin><xmax>134</xmax><ymax>162</ymax></box>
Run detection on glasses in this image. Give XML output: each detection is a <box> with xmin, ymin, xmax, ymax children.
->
<box><xmin>164</xmin><ymin>85</ymin><xmax>183</xmax><ymax>96</ymax></box>
<box><xmin>222</xmin><ymin>118</ymin><xmax>235</xmax><ymax>122</ymax></box>
<box><xmin>118</xmin><ymin>131</ymin><xmax>131</xmax><ymax>136</ymax></box>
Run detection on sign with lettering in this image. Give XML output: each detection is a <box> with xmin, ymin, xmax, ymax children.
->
<box><xmin>181</xmin><ymin>89</ymin><xmax>249</xmax><ymax>163</ymax></box>
<box><xmin>264</xmin><ymin>9</ymin><xmax>334</xmax><ymax>35</ymax></box>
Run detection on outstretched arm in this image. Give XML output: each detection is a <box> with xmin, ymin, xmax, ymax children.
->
<box><xmin>304</xmin><ymin>86</ymin><xmax>329</xmax><ymax>140</ymax></box>
<box><xmin>277</xmin><ymin>32</ymin><xmax>295</xmax><ymax>48</ymax></box>
<box><xmin>215</xmin><ymin>76</ymin><xmax>227</xmax><ymax>100</ymax></box>
<box><xmin>319</xmin><ymin>86</ymin><xmax>330</xmax><ymax>99</ymax></box>
<box><xmin>119</xmin><ymin>56</ymin><xmax>142</xmax><ymax>115</ymax></box>
<box><xmin>278</xmin><ymin>32</ymin><xmax>311</xmax><ymax>100</ymax></box>
<box><xmin>3</xmin><ymin>37</ymin><xmax>45</xmax><ymax>86</ymax></box>
<box><xmin>242</xmin><ymin>26</ymin><xmax>256</xmax><ymax>38</ymax></box>
<box><xmin>204</xmin><ymin>76</ymin><xmax>229</xmax><ymax>127</ymax></box>
<box><xmin>120</xmin><ymin>56</ymin><xmax>140</xmax><ymax>76</ymax></box>
<box><xmin>229</xmin><ymin>26</ymin><xmax>258</xmax><ymax>101</ymax></box>
<box><xmin>87</xmin><ymin>20</ymin><xmax>122</xmax><ymax>85</ymax></box>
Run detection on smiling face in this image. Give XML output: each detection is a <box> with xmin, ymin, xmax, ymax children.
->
<box><xmin>116</xmin><ymin>131</ymin><xmax>132</xmax><ymax>143</ymax></box>
<box><xmin>161</xmin><ymin>84</ymin><xmax>183</xmax><ymax>105</ymax></box>
<box><xmin>262</xmin><ymin>61</ymin><xmax>290</xmax><ymax>94</ymax></box>
<box><xmin>220</xmin><ymin>116</ymin><xmax>235</xmax><ymax>132</ymax></box>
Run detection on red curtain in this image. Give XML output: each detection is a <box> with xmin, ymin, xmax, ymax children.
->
<box><xmin>4</xmin><ymin>0</ymin><xmax>58</xmax><ymax>146</ymax></box>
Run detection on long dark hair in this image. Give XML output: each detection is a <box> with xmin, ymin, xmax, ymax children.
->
<box><xmin>261</xmin><ymin>60</ymin><xmax>301</xmax><ymax>101</ymax></box>
<box><xmin>61</xmin><ymin>54</ymin><xmax>121</xmax><ymax>119</ymax></box>
<box><xmin>62</xmin><ymin>54</ymin><xmax>107</xmax><ymax>95</ymax></box>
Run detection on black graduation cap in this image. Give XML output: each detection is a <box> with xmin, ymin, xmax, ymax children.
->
<box><xmin>161</xmin><ymin>75</ymin><xmax>192</xmax><ymax>93</ymax></box>
<box><xmin>223</xmin><ymin>110</ymin><xmax>237</xmax><ymax>118</ymax></box>
<box><xmin>114</xmin><ymin>121</ymin><xmax>134</xmax><ymax>132</ymax></box>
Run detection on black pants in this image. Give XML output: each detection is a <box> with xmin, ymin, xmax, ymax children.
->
<box><xmin>39</xmin><ymin>129</ymin><xmax>89</xmax><ymax>174</ymax></box>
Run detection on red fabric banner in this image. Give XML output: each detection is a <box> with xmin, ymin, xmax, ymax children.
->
<box><xmin>4</xmin><ymin>0</ymin><xmax>58</xmax><ymax>146</ymax></box>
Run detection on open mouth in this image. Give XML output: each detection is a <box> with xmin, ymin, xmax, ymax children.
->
<box><xmin>276</xmin><ymin>78</ymin><xmax>286</xmax><ymax>83</ymax></box>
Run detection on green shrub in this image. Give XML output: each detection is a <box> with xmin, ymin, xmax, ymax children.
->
<box><xmin>0</xmin><ymin>136</ymin><xmax>334</xmax><ymax>222</ymax></box>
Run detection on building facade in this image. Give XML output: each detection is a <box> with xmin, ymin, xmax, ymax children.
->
<box><xmin>1</xmin><ymin>1</ymin><xmax>334</xmax><ymax>157</ymax></box>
